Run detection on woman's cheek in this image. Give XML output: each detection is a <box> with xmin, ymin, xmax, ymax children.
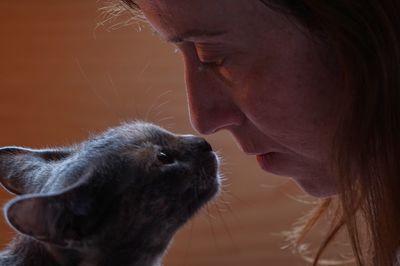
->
<box><xmin>215</xmin><ymin>61</ymin><xmax>252</xmax><ymax>89</ymax></box>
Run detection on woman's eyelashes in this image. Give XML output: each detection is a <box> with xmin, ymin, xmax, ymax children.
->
<box><xmin>198</xmin><ymin>58</ymin><xmax>225</xmax><ymax>69</ymax></box>
<box><xmin>194</xmin><ymin>43</ymin><xmax>227</xmax><ymax>68</ymax></box>
<box><xmin>173</xmin><ymin>42</ymin><xmax>228</xmax><ymax>68</ymax></box>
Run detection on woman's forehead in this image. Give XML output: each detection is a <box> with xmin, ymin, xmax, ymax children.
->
<box><xmin>135</xmin><ymin>0</ymin><xmax>226</xmax><ymax>41</ymax></box>
<box><xmin>135</xmin><ymin>0</ymin><xmax>281</xmax><ymax>43</ymax></box>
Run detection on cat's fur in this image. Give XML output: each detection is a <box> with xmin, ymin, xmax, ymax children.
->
<box><xmin>0</xmin><ymin>122</ymin><xmax>220</xmax><ymax>266</ymax></box>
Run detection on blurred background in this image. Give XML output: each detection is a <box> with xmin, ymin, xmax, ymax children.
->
<box><xmin>0</xmin><ymin>1</ymin><xmax>343</xmax><ymax>265</ymax></box>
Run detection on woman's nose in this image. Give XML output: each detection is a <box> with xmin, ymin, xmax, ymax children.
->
<box><xmin>183</xmin><ymin>55</ymin><xmax>244</xmax><ymax>135</ymax></box>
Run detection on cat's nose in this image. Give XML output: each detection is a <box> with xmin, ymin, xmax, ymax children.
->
<box><xmin>182</xmin><ymin>135</ymin><xmax>213</xmax><ymax>152</ymax></box>
<box><xmin>198</xmin><ymin>138</ymin><xmax>212</xmax><ymax>152</ymax></box>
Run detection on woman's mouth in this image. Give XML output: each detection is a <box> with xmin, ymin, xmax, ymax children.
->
<box><xmin>256</xmin><ymin>152</ymin><xmax>275</xmax><ymax>172</ymax></box>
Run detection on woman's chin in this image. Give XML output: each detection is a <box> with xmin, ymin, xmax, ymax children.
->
<box><xmin>256</xmin><ymin>152</ymin><xmax>337</xmax><ymax>198</ymax></box>
<box><xmin>292</xmin><ymin>178</ymin><xmax>338</xmax><ymax>198</ymax></box>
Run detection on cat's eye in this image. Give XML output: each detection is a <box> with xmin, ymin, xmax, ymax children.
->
<box><xmin>157</xmin><ymin>151</ymin><xmax>175</xmax><ymax>165</ymax></box>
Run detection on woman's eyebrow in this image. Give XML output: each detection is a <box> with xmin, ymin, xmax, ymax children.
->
<box><xmin>167</xmin><ymin>29</ymin><xmax>228</xmax><ymax>43</ymax></box>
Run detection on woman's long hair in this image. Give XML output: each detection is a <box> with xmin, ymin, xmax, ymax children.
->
<box><xmin>261</xmin><ymin>1</ymin><xmax>400</xmax><ymax>265</ymax></box>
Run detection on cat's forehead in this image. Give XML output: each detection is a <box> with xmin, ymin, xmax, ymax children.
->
<box><xmin>122</xmin><ymin>122</ymin><xmax>174</xmax><ymax>140</ymax></box>
<box><xmin>100</xmin><ymin>122</ymin><xmax>176</xmax><ymax>145</ymax></box>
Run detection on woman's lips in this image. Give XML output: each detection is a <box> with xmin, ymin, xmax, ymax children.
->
<box><xmin>256</xmin><ymin>152</ymin><xmax>275</xmax><ymax>171</ymax></box>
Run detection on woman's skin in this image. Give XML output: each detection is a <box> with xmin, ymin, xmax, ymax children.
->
<box><xmin>136</xmin><ymin>0</ymin><xmax>345</xmax><ymax>197</ymax></box>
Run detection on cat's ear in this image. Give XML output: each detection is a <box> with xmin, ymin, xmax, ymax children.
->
<box><xmin>0</xmin><ymin>146</ymin><xmax>72</xmax><ymax>195</ymax></box>
<box><xmin>4</xmin><ymin>169</ymin><xmax>98</xmax><ymax>246</ymax></box>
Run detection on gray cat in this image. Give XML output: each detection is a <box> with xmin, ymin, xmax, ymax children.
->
<box><xmin>0</xmin><ymin>122</ymin><xmax>220</xmax><ymax>266</ymax></box>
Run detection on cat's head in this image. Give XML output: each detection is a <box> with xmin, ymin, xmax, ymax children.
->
<box><xmin>0</xmin><ymin>122</ymin><xmax>220</xmax><ymax>251</ymax></box>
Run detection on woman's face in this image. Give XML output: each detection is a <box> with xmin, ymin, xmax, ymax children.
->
<box><xmin>136</xmin><ymin>0</ymin><xmax>344</xmax><ymax>197</ymax></box>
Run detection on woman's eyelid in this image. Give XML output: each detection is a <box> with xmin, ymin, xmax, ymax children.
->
<box><xmin>194</xmin><ymin>43</ymin><xmax>228</xmax><ymax>63</ymax></box>
<box><xmin>195</xmin><ymin>42</ymin><xmax>227</xmax><ymax>54</ymax></box>
<box><xmin>173</xmin><ymin>41</ymin><xmax>228</xmax><ymax>67</ymax></box>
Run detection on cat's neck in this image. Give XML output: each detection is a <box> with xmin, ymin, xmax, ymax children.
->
<box><xmin>0</xmin><ymin>235</ymin><xmax>166</xmax><ymax>266</ymax></box>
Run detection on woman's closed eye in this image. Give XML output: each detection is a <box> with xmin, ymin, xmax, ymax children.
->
<box><xmin>194</xmin><ymin>43</ymin><xmax>227</xmax><ymax>69</ymax></box>
<box><xmin>174</xmin><ymin>41</ymin><xmax>241</xmax><ymax>87</ymax></box>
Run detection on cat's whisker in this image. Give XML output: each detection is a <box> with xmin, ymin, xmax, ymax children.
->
<box><xmin>220</xmin><ymin>179</ymin><xmax>232</xmax><ymax>188</ymax></box>
<box><xmin>215</xmin><ymin>195</ymin><xmax>232</xmax><ymax>208</ymax></box>
<box><xmin>153</xmin><ymin>106</ymin><xmax>172</xmax><ymax>124</ymax></box>
<box><xmin>107</xmin><ymin>73</ymin><xmax>120</xmax><ymax>98</ymax></box>
<box><xmin>217</xmin><ymin>194</ymin><xmax>242</xmax><ymax>225</ymax></box>
<box><xmin>136</xmin><ymin>61</ymin><xmax>152</xmax><ymax>81</ymax></box>
<box><xmin>214</xmin><ymin>150</ymin><xmax>227</xmax><ymax>166</ymax></box>
<box><xmin>205</xmin><ymin>205</ymin><xmax>217</xmax><ymax>221</ymax></box>
<box><xmin>224</xmin><ymin>190</ymin><xmax>251</xmax><ymax>208</ymax></box>
<box><xmin>145</xmin><ymin>90</ymin><xmax>172</xmax><ymax>122</ymax></box>
<box><xmin>214</xmin><ymin>201</ymin><xmax>241</xmax><ymax>253</ymax></box>
<box><xmin>205</xmin><ymin>204</ymin><xmax>219</xmax><ymax>250</ymax></box>
<box><xmin>156</xmin><ymin>116</ymin><xmax>175</xmax><ymax>125</ymax></box>
<box><xmin>183</xmin><ymin>218</ymin><xmax>195</xmax><ymax>263</ymax></box>
<box><xmin>153</xmin><ymin>99</ymin><xmax>171</xmax><ymax>115</ymax></box>
<box><xmin>213</xmin><ymin>197</ymin><xmax>234</xmax><ymax>214</ymax></box>
<box><xmin>75</xmin><ymin>58</ymin><xmax>120</xmax><ymax>119</ymax></box>
<box><xmin>144</xmin><ymin>85</ymin><xmax>153</xmax><ymax>98</ymax></box>
<box><xmin>154</xmin><ymin>109</ymin><xmax>168</xmax><ymax>119</ymax></box>
<box><xmin>220</xmin><ymin>185</ymin><xmax>232</xmax><ymax>192</ymax></box>
<box><xmin>219</xmin><ymin>175</ymin><xmax>231</xmax><ymax>188</ymax></box>
<box><xmin>163</xmin><ymin>122</ymin><xmax>177</xmax><ymax>131</ymax></box>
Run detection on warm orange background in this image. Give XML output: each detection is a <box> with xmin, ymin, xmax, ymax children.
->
<box><xmin>0</xmin><ymin>1</ymin><xmax>330</xmax><ymax>265</ymax></box>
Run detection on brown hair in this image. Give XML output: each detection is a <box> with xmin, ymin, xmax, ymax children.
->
<box><xmin>109</xmin><ymin>1</ymin><xmax>400</xmax><ymax>265</ymax></box>
<box><xmin>262</xmin><ymin>1</ymin><xmax>400</xmax><ymax>265</ymax></box>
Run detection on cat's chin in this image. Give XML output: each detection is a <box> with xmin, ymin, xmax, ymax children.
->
<box><xmin>194</xmin><ymin>151</ymin><xmax>220</xmax><ymax>202</ymax></box>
